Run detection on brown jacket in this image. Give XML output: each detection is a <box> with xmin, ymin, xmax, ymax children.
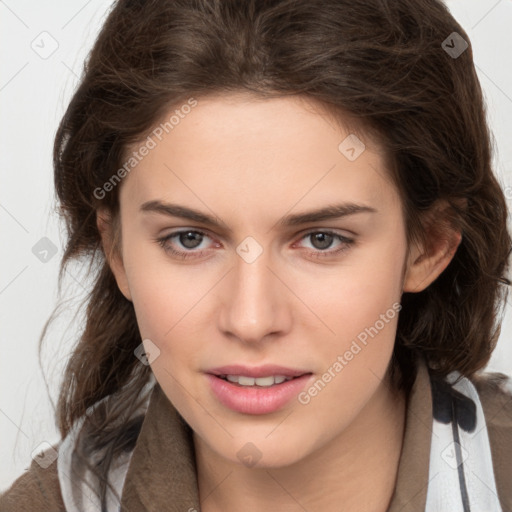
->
<box><xmin>1</xmin><ymin>357</ymin><xmax>511</xmax><ymax>511</ymax></box>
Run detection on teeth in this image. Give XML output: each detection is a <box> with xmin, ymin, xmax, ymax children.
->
<box><xmin>224</xmin><ymin>375</ymin><xmax>292</xmax><ymax>386</ymax></box>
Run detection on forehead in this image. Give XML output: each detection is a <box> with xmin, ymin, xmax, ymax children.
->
<box><xmin>119</xmin><ymin>93</ymin><xmax>398</xmax><ymax>222</ymax></box>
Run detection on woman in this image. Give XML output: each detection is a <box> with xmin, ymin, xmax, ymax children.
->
<box><xmin>1</xmin><ymin>0</ymin><xmax>511</xmax><ymax>511</ymax></box>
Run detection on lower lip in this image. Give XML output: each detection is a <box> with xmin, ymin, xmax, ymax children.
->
<box><xmin>206</xmin><ymin>373</ymin><xmax>313</xmax><ymax>415</ymax></box>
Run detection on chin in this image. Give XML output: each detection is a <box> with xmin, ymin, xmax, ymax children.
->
<box><xmin>219</xmin><ymin>436</ymin><xmax>311</xmax><ymax>470</ymax></box>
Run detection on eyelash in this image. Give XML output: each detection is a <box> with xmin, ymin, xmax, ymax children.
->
<box><xmin>154</xmin><ymin>229</ymin><xmax>355</xmax><ymax>260</ymax></box>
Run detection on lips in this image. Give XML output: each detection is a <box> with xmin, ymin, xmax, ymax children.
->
<box><xmin>205</xmin><ymin>364</ymin><xmax>314</xmax><ymax>414</ymax></box>
<box><xmin>221</xmin><ymin>374</ymin><xmax>293</xmax><ymax>386</ymax></box>
<box><xmin>207</xmin><ymin>364</ymin><xmax>311</xmax><ymax>379</ymax></box>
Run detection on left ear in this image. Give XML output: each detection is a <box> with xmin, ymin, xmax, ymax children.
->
<box><xmin>403</xmin><ymin>200</ymin><xmax>463</xmax><ymax>293</ymax></box>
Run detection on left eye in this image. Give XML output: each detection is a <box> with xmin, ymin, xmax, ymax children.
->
<box><xmin>298</xmin><ymin>231</ymin><xmax>345</xmax><ymax>251</ymax></box>
<box><xmin>155</xmin><ymin>229</ymin><xmax>354</xmax><ymax>259</ymax></box>
<box><xmin>294</xmin><ymin>230</ymin><xmax>355</xmax><ymax>258</ymax></box>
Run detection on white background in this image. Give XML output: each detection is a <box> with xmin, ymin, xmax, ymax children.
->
<box><xmin>1</xmin><ymin>0</ymin><xmax>512</xmax><ymax>491</ymax></box>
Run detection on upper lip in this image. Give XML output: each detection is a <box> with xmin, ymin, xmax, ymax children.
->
<box><xmin>207</xmin><ymin>365</ymin><xmax>311</xmax><ymax>378</ymax></box>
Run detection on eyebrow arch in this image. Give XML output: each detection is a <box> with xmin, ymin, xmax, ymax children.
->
<box><xmin>140</xmin><ymin>200</ymin><xmax>377</xmax><ymax>230</ymax></box>
<box><xmin>276</xmin><ymin>203</ymin><xmax>377</xmax><ymax>227</ymax></box>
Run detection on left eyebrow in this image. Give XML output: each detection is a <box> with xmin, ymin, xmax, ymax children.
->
<box><xmin>277</xmin><ymin>203</ymin><xmax>377</xmax><ymax>227</ymax></box>
<box><xmin>139</xmin><ymin>200</ymin><xmax>377</xmax><ymax>231</ymax></box>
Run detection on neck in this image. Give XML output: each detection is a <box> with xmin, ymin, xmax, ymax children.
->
<box><xmin>194</xmin><ymin>374</ymin><xmax>407</xmax><ymax>512</ymax></box>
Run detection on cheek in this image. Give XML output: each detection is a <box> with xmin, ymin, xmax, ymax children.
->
<box><xmin>129</xmin><ymin>265</ymin><xmax>206</xmax><ymax>400</ymax></box>
<box><xmin>308</xmin><ymin>232</ymin><xmax>404</xmax><ymax>321</ymax></box>
<box><xmin>294</xmin><ymin>258</ymin><xmax>404</xmax><ymax>418</ymax></box>
<box><xmin>121</xmin><ymin>235</ymin><xmax>207</xmax><ymax>336</ymax></box>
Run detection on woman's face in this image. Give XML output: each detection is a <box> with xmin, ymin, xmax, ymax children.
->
<box><xmin>107</xmin><ymin>93</ymin><xmax>416</xmax><ymax>468</ymax></box>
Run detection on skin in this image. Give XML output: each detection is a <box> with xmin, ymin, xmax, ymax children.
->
<box><xmin>98</xmin><ymin>92</ymin><xmax>461</xmax><ymax>512</ymax></box>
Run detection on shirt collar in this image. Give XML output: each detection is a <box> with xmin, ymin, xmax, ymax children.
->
<box><xmin>388</xmin><ymin>355</ymin><xmax>432</xmax><ymax>511</ymax></box>
<box><xmin>121</xmin><ymin>356</ymin><xmax>432</xmax><ymax>512</ymax></box>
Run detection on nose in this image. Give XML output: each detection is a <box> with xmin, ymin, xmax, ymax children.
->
<box><xmin>217</xmin><ymin>248</ymin><xmax>291</xmax><ymax>345</ymax></box>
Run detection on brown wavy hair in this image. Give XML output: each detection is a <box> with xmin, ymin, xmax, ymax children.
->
<box><xmin>43</xmin><ymin>0</ymin><xmax>511</xmax><ymax>508</ymax></box>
